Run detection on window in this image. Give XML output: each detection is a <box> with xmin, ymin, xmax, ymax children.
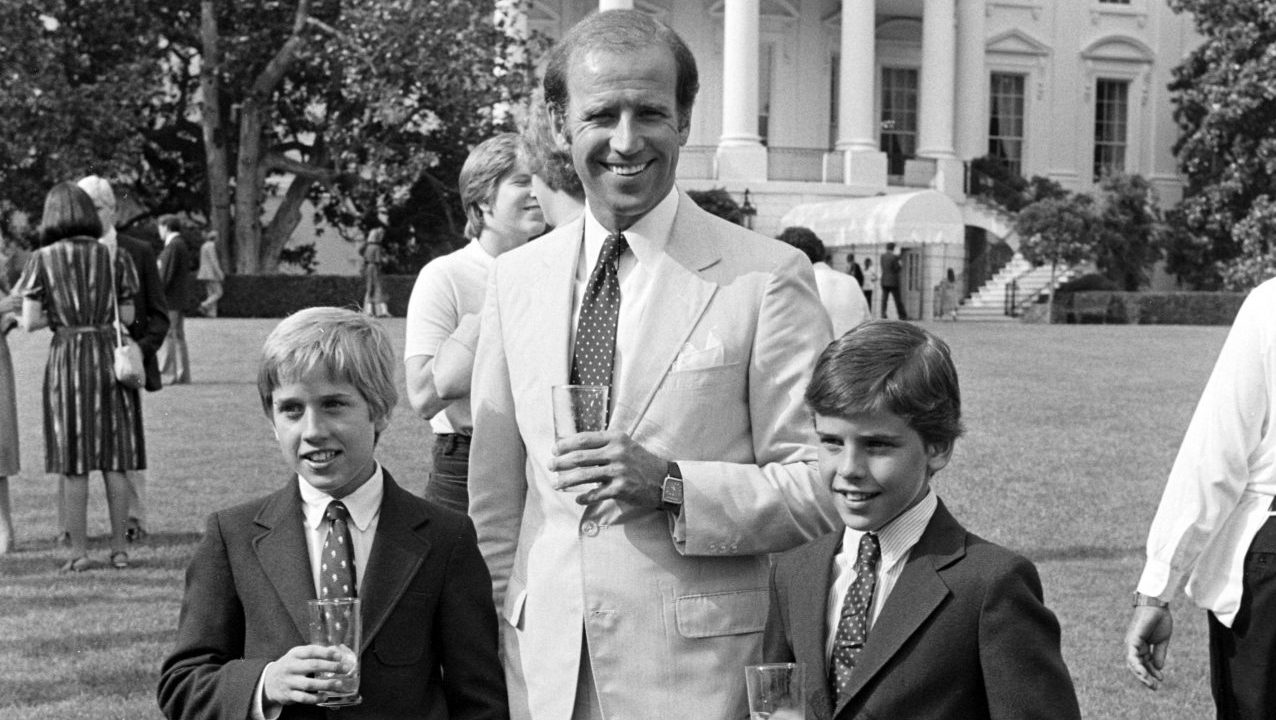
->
<box><xmin>879</xmin><ymin>67</ymin><xmax>918</xmax><ymax>177</ymax></box>
<box><xmin>829</xmin><ymin>53</ymin><xmax>839</xmax><ymax>148</ymax></box>
<box><xmin>988</xmin><ymin>73</ymin><xmax>1026</xmax><ymax>177</ymax></box>
<box><xmin>759</xmin><ymin>43</ymin><xmax>774</xmax><ymax>146</ymax></box>
<box><xmin>1098</xmin><ymin>0</ymin><xmax>1131</xmax><ymax>4</ymax></box>
<box><xmin>1093</xmin><ymin>78</ymin><xmax>1129</xmax><ymax>180</ymax></box>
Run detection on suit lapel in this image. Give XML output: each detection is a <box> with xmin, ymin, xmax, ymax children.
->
<box><xmin>358</xmin><ymin>471</ymin><xmax>431</xmax><ymax>653</ymax></box>
<box><xmin>252</xmin><ymin>482</ymin><xmax>315</xmax><ymax>643</ymax></box>
<box><xmin>531</xmin><ymin>219</ymin><xmax>583</xmax><ymax>388</ymax></box>
<box><xmin>615</xmin><ymin>197</ymin><xmax>721</xmax><ymax>434</ymax></box>
<box><xmin>794</xmin><ymin>532</ymin><xmax>841</xmax><ymax>718</ymax></box>
<box><xmin>835</xmin><ymin>501</ymin><xmax>968</xmax><ymax>716</ymax></box>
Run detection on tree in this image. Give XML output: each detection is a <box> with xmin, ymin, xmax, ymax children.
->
<box><xmin>1016</xmin><ymin>193</ymin><xmax>1100</xmax><ymax>319</ymax></box>
<box><xmin>1166</xmin><ymin>0</ymin><xmax>1276</xmax><ymax>290</ymax></box>
<box><xmin>687</xmin><ymin>188</ymin><xmax>745</xmax><ymax>225</ymax></box>
<box><xmin>1092</xmin><ymin>173</ymin><xmax>1164</xmax><ymax>291</ymax></box>
<box><xmin>1</xmin><ymin>0</ymin><xmax>536</xmax><ymax>273</ymax></box>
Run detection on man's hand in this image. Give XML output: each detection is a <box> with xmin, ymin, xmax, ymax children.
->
<box><xmin>262</xmin><ymin>644</ymin><xmax>347</xmax><ymax>708</ymax></box>
<box><xmin>1124</xmin><ymin>605</ymin><xmax>1173</xmax><ymax>690</ymax></box>
<box><xmin>550</xmin><ymin>431</ymin><xmax>667</xmax><ymax>508</ymax></box>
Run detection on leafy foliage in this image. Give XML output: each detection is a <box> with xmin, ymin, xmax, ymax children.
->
<box><xmin>1016</xmin><ymin>193</ymin><xmax>1100</xmax><ymax>270</ymax></box>
<box><xmin>686</xmin><ymin>188</ymin><xmax>745</xmax><ymax>226</ymax></box>
<box><xmin>1092</xmin><ymin>174</ymin><xmax>1164</xmax><ymax>291</ymax></box>
<box><xmin>1166</xmin><ymin>0</ymin><xmax>1276</xmax><ymax>289</ymax></box>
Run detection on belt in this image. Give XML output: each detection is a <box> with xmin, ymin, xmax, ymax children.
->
<box><xmin>55</xmin><ymin>324</ymin><xmax>111</xmax><ymax>337</ymax></box>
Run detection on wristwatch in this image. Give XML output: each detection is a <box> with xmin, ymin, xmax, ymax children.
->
<box><xmin>1131</xmin><ymin>592</ymin><xmax>1169</xmax><ymax>609</ymax></box>
<box><xmin>661</xmin><ymin>462</ymin><xmax>683</xmax><ymax>511</ymax></box>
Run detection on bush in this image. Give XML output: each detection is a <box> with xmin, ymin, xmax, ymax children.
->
<box><xmin>218</xmin><ymin>274</ymin><xmax>419</xmax><ymax>318</ymax></box>
<box><xmin>1055</xmin><ymin>273</ymin><xmax>1118</xmax><ymax>294</ymax></box>
<box><xmin>1050</xmin><ymin>291</ymin><xmax>1245</xmax><ymax>325</ymax></box>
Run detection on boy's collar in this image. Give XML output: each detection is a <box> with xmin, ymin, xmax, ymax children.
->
<box><xmin>298</xmin><ymin>463</ymin><xmax>384</xmax><ymax>532</ymax></box>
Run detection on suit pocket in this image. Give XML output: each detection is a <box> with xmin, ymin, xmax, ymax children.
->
<box><xmin>675</xmin><ymin>588</ymin><xmax>768</xmax><ymax>638</ymax></box>
<box><xmin>371</xmin><ymin>590</ymin><xmax>433</xmax><ymax>666</ymax></box>
<box><xmin>662</xmin><ymin>361</ymin><xmax>742</xmax><ymax>391</ymax></box>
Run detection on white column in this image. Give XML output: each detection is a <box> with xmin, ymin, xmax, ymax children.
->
<box><xmin>834</xmin><ymin>0</ymin><xmax>886</xmax><ymax>189</ymax></box>
<box><xmin>954</xmin><ymin>0</ymin><xmax>986</xmax><ymax>161</ymax></box>
<box><xmin>715</xmin><ymin>0</ymin><xmax>767</xmax><ymax>181</ymax></box>
<box><xmin>598</xmin><ymin>0</ymin><xmax>633</xmax><ymax>10</ymax></box>
<box><xmin>916</xmin><ymin>0</ymin><xmax>964</xmax><ymax>197</ymax></box>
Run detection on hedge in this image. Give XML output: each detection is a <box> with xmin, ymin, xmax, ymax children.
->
<box><xmin>217</xmin><ymin>274</ymin><xmax>419</xmax><ymax>318</ymax></box>
<box><xmin>1048</xmin><ymin>291</ymin><xmax>1246</xmax><ymax>325</ymax></box>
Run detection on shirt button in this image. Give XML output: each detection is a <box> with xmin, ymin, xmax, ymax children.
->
<box><xmin>581</xmin><ymin>520</ymin><xmax>599</xmax><ymax>537</ymax></box>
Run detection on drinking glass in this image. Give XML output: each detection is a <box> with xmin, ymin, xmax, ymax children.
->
<box><xmin>307</xmin><ymin>598</ymin><xmax>362</xmax><ymax>707</ymax></box>
<box><xmin>551</xmin><ymin>384</ymin><xmax>608</xmax><ymax>492</ymax></box>
<box><xmin>744</xmin><ymin>662</ymin><xmax>806</xmax><ymax>720</ymax></box>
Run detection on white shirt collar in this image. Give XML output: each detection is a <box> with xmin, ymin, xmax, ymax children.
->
<box><xmin>838</xmin><ymin>488</ymin><xmax>938</xmax><ymax>569</ymax></box>
<box><xmin>298</xmin><ymin>464</ymin><xmax>384</xmax><ymax>533</ymax></box>
<box><xmin>582</xmin><ymin>186</ymin><xmax>680</xmax><ymax>268</ymax></box>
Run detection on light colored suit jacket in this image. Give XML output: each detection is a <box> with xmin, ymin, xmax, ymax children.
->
<box><xmin>469</xmin><ymin>193</ymin><xmax>839</xmax><ymax>720</ymax></box>
<box><xmin>764</xmin><ymin>501</ymin><xmax>1082</xmax><ymax>720</ymax></box>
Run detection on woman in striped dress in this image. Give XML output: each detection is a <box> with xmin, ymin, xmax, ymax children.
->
<box><xmin>15</xmin><ymin>183</ymin><xmax>142</xmax><ymax>571</ymax></box>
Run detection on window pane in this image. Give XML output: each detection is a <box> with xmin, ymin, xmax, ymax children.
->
<box><xmin>880</xmin><ymin>67</ymin><xmax>919</xmax><ymax>177</ymax></box>
<box><xmin>1093</xmin><ymin>78</ymin><xmax>1129</xmax><ymax>180</ymax></box>
<box><xmin>988</xmin><ymin>72</ymin><xmax>1026</xmax><ymax>177</ymax></box>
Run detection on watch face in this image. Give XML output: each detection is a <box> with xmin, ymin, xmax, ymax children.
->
<box><xmin>663</xmin><ymin>477</ymin><xmax>683</xmax><ymax>504</ymax></box>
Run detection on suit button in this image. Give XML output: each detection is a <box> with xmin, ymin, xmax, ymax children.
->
<box><xmin>581</xmin><ymin>520</ymin><xmax>599</xmax><ymax>537</ymax></box>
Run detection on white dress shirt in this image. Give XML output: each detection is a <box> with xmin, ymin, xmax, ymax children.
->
<box><xmin>1137</xmin><ymin>278</ymin><xmax>1276</xmax><ymax>626</ymax></box>
<box><xmin>253</xmin><ymin>465</ymin><xmax>385</xmax><ymax>719</ymax></box>
<box><xmin>825</xmin><ymin>489</ymin><xmax>937</xmax><ymax>662</ymax></box>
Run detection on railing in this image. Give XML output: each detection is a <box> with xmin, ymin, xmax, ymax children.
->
<box><xmin>1004</xmin><ymin>279</ymin><xmax>1019</xmax><ymax>317</ymax></box>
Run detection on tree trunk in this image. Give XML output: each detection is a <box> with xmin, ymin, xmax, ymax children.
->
<box><xmin>259</xmin><ymin>139</ymin><xmax>332</xmax><ymax>270</ymax></box>
<box><xmin>1047</xmin><ymin>258</ymin><xmax>1058</xmax><ymax>323</ymax></box>
<box><xmin>230</xmin><ymin>0</ymin><xmax>311</xmax><ymax>274</ymax></box>
<box><xmin>199</xmin><ymin>0</ymin><xmax>233</xmax><ymax>273</ymax></box>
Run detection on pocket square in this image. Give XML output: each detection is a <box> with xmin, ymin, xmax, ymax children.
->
<box><xmin>671</xmin><ymin>331</ymin><xmax>724</xmax><ymax>371</ymax></box>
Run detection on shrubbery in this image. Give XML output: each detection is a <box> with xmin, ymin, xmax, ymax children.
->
<box><xmin>218</xmin><ymin>275</ymin><xmax>418</xmax><ymax>318</ymax></box>
<box><xmin>1049</xmin><ymin>291</ymin><xmax>1245</xmax><ymax>325</ymax></box>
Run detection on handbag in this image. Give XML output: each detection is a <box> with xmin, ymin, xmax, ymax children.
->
<box><xmin>110</xmin><ymin>260</ymin><xmax>144</xmax><ymax>389</ymax></box>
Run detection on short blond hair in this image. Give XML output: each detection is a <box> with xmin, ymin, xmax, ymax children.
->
<box><xmin>257</xmin><ymin>307</ymin><xmax>398</xmax><ymax>426</ymax></box>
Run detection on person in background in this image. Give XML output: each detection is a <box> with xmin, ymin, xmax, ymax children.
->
<box><xmin>879</xmin><ymin>242</ymin><xmax>907</xmax><ymax>320</ymax></box>
<box><xmin>764</xmin><ymin>321</ymin><xmax>1081</xmax><ymax>719</ymax></box>
<box><xmin>845</xmin><ymin>251</ymin><xmax>864</xmax><ymax>287</ymax></box>
<box><xmin>0</xmin><ymin>226</ymin><xmax>25</xmax><ymax>554</ymax></box>
<box><xmin>196</xmin><ymin>230</ymin><xmax>225</xmax><ymax>318</ymax></box>
<box><xmin>157</xmin><ymin>215</ymin><xmax>193</xmax><ymax>385</ymax></box>
<box><xmin>78</xmin><ymin>175</ymin><xmax>170</xmax><ymax>543</ymax></box>
<box><xmin>15</xmin><ymin>182</ymin><xmax>143</xmax><ymax>571</ymax></box>
<box><xmin>862</xmin><ymin>257</ymin><xmax>877</xmax><ymax>317</ymax></box>
<box><xmin>157</xmin><ymin>307</ymin><xmax>506</xmax><ymax>720</ymax></box>
<box><xmin>521</xmin><ymin>89</ymin><xmax>586</xmax><ymax>228</ymax></box>
<box><xmin>403</xmin><ymin>133</ymin><xmax>544</xmax><ymax>512</ymax></box>
<box><xmin>468</xmin><ymin>11</ymin><xmax>837</xmax><ymax>719</ymax></box>
<box><xmin>934</xmin><ymin>267</ymin><xmax>959</xmax><ymax>322</ymax></box>
<box><xmin>361</xmin><ymin>228</ymin><xmax>389</xmax><ymax>318</ymax></box>
<box><xmin>778</xmin><ymin>226</ymin><xmax>871</xmax><ymax>338</ymax></box>
<box><xmin>1125</xmin><ymin>277</ymin><xmax>1276</xmax><ymax>719</ymax></box>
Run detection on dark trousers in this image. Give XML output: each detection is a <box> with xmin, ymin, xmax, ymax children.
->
<box><xmin>881</xmin><ymin>284</ymin><xmax>907</xmax><ymax>320</ymax></box>
<box><xmin>1209</xmin><ymin>514</ymin><xmax>1276</xmax><ymax>719</ymax></box>
<box><xmin>426</xmin><ymin>433</ymin><xmax>470</xmax><ymax>514</ymax></box>
<box><xmin>863</xmin><ymin>290</ymin><xmax>873</xmax><ymax>316</ymax></box>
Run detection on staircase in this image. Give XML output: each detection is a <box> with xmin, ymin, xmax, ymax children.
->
<box><xmin>955</xmin><ymin>253</ymin><xmax>1083</xmax><ymax>322</ymax></box>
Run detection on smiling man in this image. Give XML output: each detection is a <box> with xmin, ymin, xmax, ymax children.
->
<box><xmin>468</xmin><ymin>10</ymin><xmax>839</xmax><ymax>720</ymax></box>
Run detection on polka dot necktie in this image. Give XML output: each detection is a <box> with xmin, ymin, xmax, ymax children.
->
<box><xmin>831</xmin><ymin>532</ymin><xmax>879</xmax><ymax>706</ymax></box>
<box><xmin>570</xmin><ymin>233</ymin><xmax>629</xmax><ymax>390</ymax></box>
<box><xmin>320</xmin><ymin>501</ymin><xmax>357</xmax><ymax>599</ymax></box>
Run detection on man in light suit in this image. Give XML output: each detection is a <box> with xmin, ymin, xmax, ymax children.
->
<box><xmin>468</xmin><ymin>10</ymin><xmax>839</xmax><ymax>720</ymax></box>
<box><xmin>78</xmin><ymin>176</ymin><xmax>170</xmax><ymax>541</ymax></box>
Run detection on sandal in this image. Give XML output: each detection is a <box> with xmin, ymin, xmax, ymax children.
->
<box><xmin>109</xmin><ymin>551</ymin><xmax>130</xmax><ymax>569</ymax></box>
<box><xmin>60</xmin><ymin>555</ymin><xmax>96</xmax><ymax>573</ymax></box>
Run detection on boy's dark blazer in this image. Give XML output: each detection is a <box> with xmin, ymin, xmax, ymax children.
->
<box><xmin>763</xmin><ymin>500</ymin><xmax>1081</xmax><ymax>720</ymax></box>
<box><xmin>117</xmin><ymin>232</ymin><xmax>169</xmax><ymax>391</ymax></box>
<box><xmin>158</xmin><ymin>469</ymin><xmax>507</xmax><ymax>720</ymax></box>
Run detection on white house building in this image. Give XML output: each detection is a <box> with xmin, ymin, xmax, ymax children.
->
<box><xmin>512</xmin><ymin>0</ymin><xmax>1199</xmax><ymax>319</ymax></box>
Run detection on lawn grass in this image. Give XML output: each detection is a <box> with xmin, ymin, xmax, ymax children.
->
<box><xmin>0</xmin><ymin>318</ymin><xmax>1227</xmax><ymax>719</ymax></box>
